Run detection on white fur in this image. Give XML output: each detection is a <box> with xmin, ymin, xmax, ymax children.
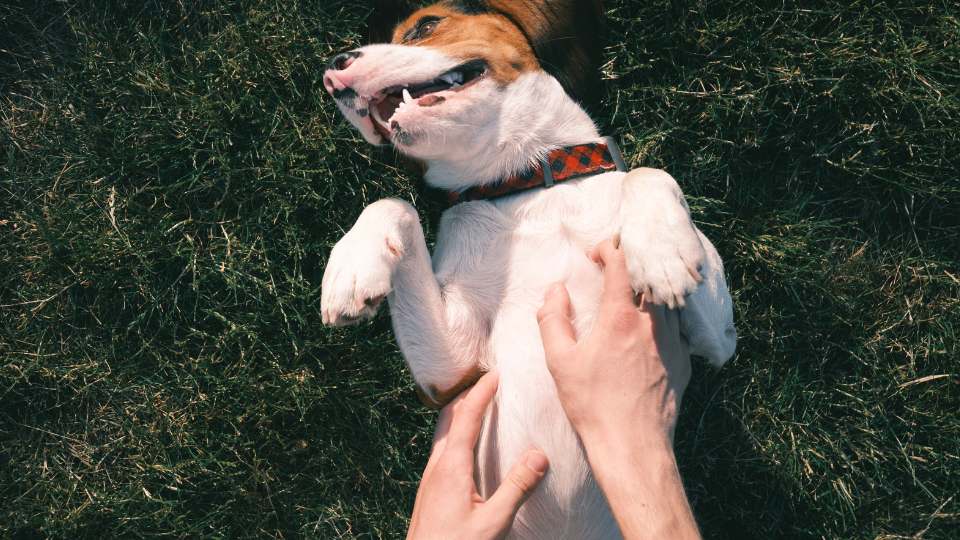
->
<box><xmin>321</xmin><ymin>43</ymin><xmax>736</xmax><ymax>539</ymax></box>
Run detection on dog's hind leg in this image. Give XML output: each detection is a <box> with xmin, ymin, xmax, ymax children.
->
<box><xmin>617</xmin><ymin>168</ymin><xmax>736</xmax><ymax>366</ymax></box>
<box><xmin>675</xmin><ymin>229</ymin><xmax>737</xmax><ymax>366</ymax></box>
<box><xmin>322</xmin><ymin>198</ymin><xmax>496</xmax><ymax>407</ymax></box>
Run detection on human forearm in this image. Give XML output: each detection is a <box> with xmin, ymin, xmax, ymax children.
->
<box><xmin>580</xmin><ymin>431</ymin><xmax>700</xmax><ymax>540</ymax></box>
<box><xmin>537</xmin><ymin>238</ymin><xmax>701</xmax><ymax>539</ymax></box>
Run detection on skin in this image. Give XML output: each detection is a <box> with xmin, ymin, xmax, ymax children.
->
<box><xmin>409</xmin><ymin>237</ymin><xmax>701</xmax><ymax>539</ymax></box>
<box><xmin>407</xmin><ymin>371</ymin><xmax>550</xmax><ymax>540</ymax></box>
<box><xmin>537</xmin><ymin>238</ymin><xmax>700</xmax><ymax>540</ymax></box>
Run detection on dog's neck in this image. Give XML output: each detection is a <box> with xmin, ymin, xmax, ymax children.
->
<box><xmin>422</xmin><ymin>72</ymin><xmax>602</xmax><ymax>193</ymax></box>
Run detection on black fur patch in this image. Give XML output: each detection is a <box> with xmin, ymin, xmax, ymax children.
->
<box><xmin>397</xmin><ymin>131</ymin><xmax>416</xmax><ymax>146</ymax></box>
<box><xmin>333</xmin><ymin>87</ymin><xmax>358</xmax><ymax>108</ymax></box>
<box><xmin>391</xmin><ymin>120</ymin><xmax>416</xmax><ymax>146</ymax></box>
<box><xmin>366</xmin><ymin>1</ymin><xmax>491</xmax><ymax>42</ymax></box>
<box><xmin>365</xmin><ymin>0</ymin><xmax>418</xmax><ymax>43</ymax></box>
<box><xmin>441</xmin><ymin>0</ymin><xmax>490</xmax><ymax>14</ymax></box>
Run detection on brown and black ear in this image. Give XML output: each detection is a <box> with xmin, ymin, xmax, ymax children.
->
<box><xmin>364</xmin><ymin>0</ymin><xmax>419</xmax><ymax>43</ymax></box>
<box><xmin>488</xmin><ymin>0</ymin><xmax>607</xmax><ymax>115</ymax></box>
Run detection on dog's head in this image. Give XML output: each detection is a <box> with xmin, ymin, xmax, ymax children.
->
<box><xmin>323</xmin><ymin>1</ymin><xmax>604</xmax><ymax>162</ymax></box>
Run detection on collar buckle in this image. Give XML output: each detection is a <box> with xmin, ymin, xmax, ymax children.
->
<box><xmin>603</xmin><ymin>136</ymin><xmax>628</xmax><ymax>172</ymax></box>
<box><xmin>541</xmin><ymin>156</ymin><xmax>556</xmax><ymax>188</ymax></box>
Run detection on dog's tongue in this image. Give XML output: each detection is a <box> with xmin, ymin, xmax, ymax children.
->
<box><xmin>376</xmin><ymin>95</ymin><xmax>402</xmax><ymax>121</ymax></box>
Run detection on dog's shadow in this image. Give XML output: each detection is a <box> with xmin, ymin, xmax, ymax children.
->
<box><xmin>675</xmin><ymin>361</ymin><xmax>819</xmax><ymax>540</ymax></box>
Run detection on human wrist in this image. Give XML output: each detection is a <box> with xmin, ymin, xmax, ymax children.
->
<box><xmin>576</xmin><ymin>418</ymin><xmax>674</xmax><ymax>462</ymax></box>
<box><xmin>585</xmin><ymin>434</ymin><xmax>675</xmax><ymax>472</ymax></box>
<box><xmin>578</xmin><ymin>429</ymin><xmax>699</xmax><ymax>540</ymax></box>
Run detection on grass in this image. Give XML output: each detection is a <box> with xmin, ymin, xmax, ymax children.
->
<box><xmin>1</xmin><ymin>0</ymin><xmax>958</xmax><ymax>538</ymax></box>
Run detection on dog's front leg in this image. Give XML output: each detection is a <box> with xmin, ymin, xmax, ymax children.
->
<box><xmin>618</xmin><ymin>168</ymin><xmax>737</xmax><ymax>365</ymax></box>
<box><xmin>321</xmin><ymin>199</ymin><xmax>483</xmax><ymax>407</ymax></box>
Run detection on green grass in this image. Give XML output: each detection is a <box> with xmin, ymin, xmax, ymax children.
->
<box><xmin>1</xmin><ymin>0</ymin><xmax>958</xmax><ymax>538</ymax></box>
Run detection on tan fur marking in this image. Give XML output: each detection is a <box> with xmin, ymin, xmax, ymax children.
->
<box><xmin>414</xmin><ymin>364</ymin><xmax>485</xmax><ymax>409</ymax></box>
<box><xmin>391</xmin><ymin>5</ymin><xmax>539</xmax><ymax>85</ymax></box>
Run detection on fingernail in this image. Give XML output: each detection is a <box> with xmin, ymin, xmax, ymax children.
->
<box><xmin>524</xmin><ymin>450</ymin><xmax>549</xmax><ymax>474</ymax></box>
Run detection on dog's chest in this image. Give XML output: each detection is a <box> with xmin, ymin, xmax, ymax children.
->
<box><xmin>430</xmin><ymin>172</ymin><xmax>628</xmax><ymax>378</ymax></box>
<box><xmin>433</xmin><ymin>172</ymin><xmax>627</xmax><ymax>337</ymax></box>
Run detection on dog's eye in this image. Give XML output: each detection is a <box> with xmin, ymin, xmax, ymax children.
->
<box><xmin>401</xmin><ymin>16</ymin><xmax>443</xmax><ymax>43</ymax></box>
<box><xmin>418</xmin><ymin>20</ymin><xmax>438</xmax><ymax>38</ymax></box>
<box><xmin>413</xmin><ymin>17</ymin><xmax>441</xmax><ymax>40</ymax></box>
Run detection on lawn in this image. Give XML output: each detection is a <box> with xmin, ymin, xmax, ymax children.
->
<box><xmin>1</xmin><ymin>0</ymin><xmax>958</xmax><ymax>538</ymax></box>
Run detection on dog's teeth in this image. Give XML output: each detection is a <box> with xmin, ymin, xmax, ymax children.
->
<box><xmin>402</xmin><ymin>88</ymin><xmax>413</xmax><ymax>104</ymax></box>
<box><xmin>440</xmin><ymin>71</ymin><xmax>463</xmax><ymax>85</ymax></box>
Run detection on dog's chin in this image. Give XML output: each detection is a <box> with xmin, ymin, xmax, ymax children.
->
<box><xmin>371</xmin><ymin>96</ymin><xmax>472</xmax><ymax>153</ymax></box>
<box><xmin>384</xmin><ymin>98</ymin><xmax>498</xmax><ymax>161</ymax></box>
<box><xmin>384</xmin><ymin>106</ymin><xmax>438</xmax><ymax>149</ymax></box>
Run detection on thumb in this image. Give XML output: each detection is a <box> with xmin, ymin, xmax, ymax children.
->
<box><xmin>484</xmin><ymin>449</ymin><xmax>549</xmax><ymax>520</ymax></box>
<box><xmin>537</xmin><ymin>283</ymin><xmax>577</xmax><ymax>363</ymax></box>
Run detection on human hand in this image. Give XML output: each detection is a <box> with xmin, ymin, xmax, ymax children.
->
<box><xmin>536</xmin><ymin>237</ymin><xmax>692</xmax><ymax>450</ymax></box>
<box><xmin>407</xmin><ymin>371</ymin><xmax>550</xmax><ymax>540</ymax></box>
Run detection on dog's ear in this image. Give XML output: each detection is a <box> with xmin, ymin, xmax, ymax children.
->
<box><xmin>365</xmin><ymin>0</ymin><xmax>419</xmax><ymax>43</ymax></box>
<box><xmin>488</xmin><ymin>0</ymin><xmax>607</xmax><ymax>114</ymax></box>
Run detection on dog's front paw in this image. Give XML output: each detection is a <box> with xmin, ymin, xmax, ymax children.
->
<box><xmin>321</xmin><ymin>228</ymin><xmax>402</xmax><ymax>326</ymax></box>
<box><xmin>621</xmin><ymin>218</ymin><xmax>706</xmax><ymax>309</ymax></box>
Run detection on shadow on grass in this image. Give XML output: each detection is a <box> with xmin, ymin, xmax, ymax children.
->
<box><xmin>0</xmin><ymin>0</ymin><xmax>78</xmax><ymax>94</ymax></box>
<box><xmin>677</xmin><ymin>364</ymin><xmax>820</xmax><ymax>540</ymax></box>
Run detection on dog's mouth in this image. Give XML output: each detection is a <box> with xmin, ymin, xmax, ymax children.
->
<box><xmin>368</xmin><ymin>59</ymin><xmax>487</xmax><ymax>139</ymax></box>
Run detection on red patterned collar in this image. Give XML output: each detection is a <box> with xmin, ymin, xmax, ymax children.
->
<box><xmin>444</xmin><ymin>136</ymin><xmax>628</xmax><ymax>207</ymax></box>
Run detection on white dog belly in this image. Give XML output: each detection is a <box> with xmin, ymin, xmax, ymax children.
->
<box><xmin>474</xmin><ymin>210</ymin><xmax>622</xmax><ymax>539</ymax></box>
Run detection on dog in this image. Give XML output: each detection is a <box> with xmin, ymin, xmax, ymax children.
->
<box><xmin>321</xmin><ymin>1</ymin><xmax>737</xmax><ymax>537</ymax></box>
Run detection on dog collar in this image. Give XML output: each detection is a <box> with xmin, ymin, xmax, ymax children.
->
<box><xmin>445</xmin><ymin>136</ymin><xmax>628</xmax><ymax>207</ymax></box>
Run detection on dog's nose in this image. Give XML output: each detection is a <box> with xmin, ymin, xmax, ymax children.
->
<box><xmin>324</xmin><ymin>70</ymin><xmax>354</xmax><ymax>96</ymax></box>
<box><xmin>324</xmin><ymin>51</ymin><xmax>362</xmax><ymax>96</ymax></box>
<box><xmin>327</xmin><ymin>50</ymin><xmax>361</xmax><ymax>71</ymax></box>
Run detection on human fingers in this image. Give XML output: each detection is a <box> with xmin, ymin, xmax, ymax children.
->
<box><xmin>482</xmin><ymin>448</ymin><xmax>549</xmax><ymax>526</ymax></box>
<box><xmin>423</xmin><ymin>394</ymin><xmax>460</xmax><ymax>474</ymax></box>
<box><xmin>446</xmin><ymin>370</ymin><xmax>499</xmax><ymax>450</ymax></box>
<box><xmin>646</xmin><ymin>300</ymin><xmax>692</xmax><ymax>381</ymax></box>
<box><xmin>432</xmin><ymin>391</ymin><xmax>461</xmax><ymax>446</ymax></box>
<box><xmin>638</xmin><ymin>294</ymin><xmax>679</xmax><ymax>341</ymax></box>
<box><xmin>537</xmin><ymin>283</ymin><xmax>577</xmax><ymax>364</ymax></box>
<box><xmin>590</xmin><ymin>237</ymin><xmax>635</xmax><ymax>312</ymax></box>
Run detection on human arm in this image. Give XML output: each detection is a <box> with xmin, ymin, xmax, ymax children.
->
<box><xmin>407</xmin><ymin>371</ymin><xmax>550</xmax><ymax>540</ymax></box>
<box><xmin>536</xmin><ymin>238</ymin><xmax>701</xmax><ymax>540</ymax></box>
